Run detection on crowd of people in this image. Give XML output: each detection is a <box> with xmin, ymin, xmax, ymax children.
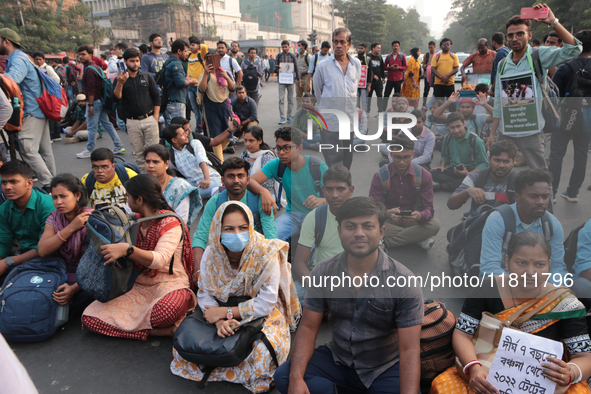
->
<box><xmin>2</xmin><ymin>2</ymin><xmax>591</xmax><ymax>394</ymax></box>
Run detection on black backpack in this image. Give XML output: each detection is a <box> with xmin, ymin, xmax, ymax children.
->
<box><xmin>563</xmin><ymin>220</ymin><xmax>589</xmax><ymax>273</ymax></box>
<box><xmin>85</xmin><ymin>157</ymin><xmax>140</xmax><ymax>199</ymax></box>
<box><xmin>155</xmin><ymin>58</ymin><xmax>174</xmax><ymax>113</ymax></box>
<box><xmin>168</xmin><ymin>144</ymin><xmax>223</xmax><ymax>179</ymax></box>
<box><xmin>276</xmin><ymin>155</ymin><xmax>324</xmax><ymax>206</ymax></box>
<box><xmin>560</xmin><ymin>58</ymin><xmax>591</xmax><ymax>133</ymax></box>
<box><xmin>242</xmin><ymin>67</ymin><xmax>259</xmax><ymax>92</ymax></box>
<box><xmin>447</xmin><ymin>204</ymin><xmax>553</xmax><ymax>277</ymax></box>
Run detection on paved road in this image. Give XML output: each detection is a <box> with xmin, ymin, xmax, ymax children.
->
<box><xmin>10</xmin><ymin>81</ymin><xmax>591</xmax><ymax>394</ymax></box>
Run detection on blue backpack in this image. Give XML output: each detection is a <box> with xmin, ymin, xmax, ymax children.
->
<box><xmin>0</xmin><ymin>257</ymin><xmax>67</xmax><ymax>343</ymax></box>
<box><xmin>87</xmin><ymin>65</ymin><xmax>117</xmax><ymax>112</ymax></box>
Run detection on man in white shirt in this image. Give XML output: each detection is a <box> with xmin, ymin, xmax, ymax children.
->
<box><xmin>217</xmin><ymin>40</ymin><xmax>242</xmax><ymax>87</ymax></box>
<box><xmin>32</xmin><ymin>52</ymin><xmax>60</xmax><ymax>84</ymax></box>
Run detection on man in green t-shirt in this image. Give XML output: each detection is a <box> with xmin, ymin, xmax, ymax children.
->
<box><xmin>251</xmin><ymin>127</ymin><xmax>328</xmax><ymax>242</ymax></box>
<box><xmin>292</xmin><ymin>165</ymin><xmax>354</xmax><ymax>299</ymax></box>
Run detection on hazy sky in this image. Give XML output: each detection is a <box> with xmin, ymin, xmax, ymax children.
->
<box><xmin>389</xmin><ymin>0</ymin><xmax>453</xmax><ymax>38</ymax></box>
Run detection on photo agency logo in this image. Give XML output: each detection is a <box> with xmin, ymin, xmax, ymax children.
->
<box><xmin>305</xmin><ymin>110</ymin><xmax>418</xmax><ymax>153</ymax></box>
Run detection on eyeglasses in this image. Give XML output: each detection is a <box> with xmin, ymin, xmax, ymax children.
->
<box><xmin>441</xmin><ymin>43</ymin><xmax>451</xmax><ymax>47</ymax></box>
<box><xmin>92</xmin><ymin>164</ymin><xmax>113</xmax><ymax>172</ymax></box>
<box><xmin>507</xmin><ymin>31</ymin><xmax>526</xmax><ymax>40</ymax></box>
<box><xmin>391</xmin><ymin>155</ymin><xmax>413</xmax><ymax>162</ymax></box>
<box><xmin>332</xmin><ymin>39</ymin><xmax>348</xmax><ymax>46</ymax></box>
<box><xmin>275</xmin><ymin>145</ymin><xmax>295</xmax><ymax>153</ymax></box>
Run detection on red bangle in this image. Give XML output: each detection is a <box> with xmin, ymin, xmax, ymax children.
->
<box><xmin>560</xmin><ymin>372</ymin><xmax>573</xmax><ymax>387</ymax></box>
<box><xmin>463</xmin><ymin>360</ymin><xmax>482</xmax><ymax>375</ymax></box>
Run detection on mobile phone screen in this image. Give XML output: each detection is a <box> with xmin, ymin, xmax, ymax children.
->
<box><xmin>520</xmin><ymin>7</ymin><xmax>548</xmax><ymax>20</ymax></box>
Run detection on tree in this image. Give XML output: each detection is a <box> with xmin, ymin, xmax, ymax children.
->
<box><xmin>441</xmin><ymin>21</ymin><xmax>467</xmax><ymax>52</ymax></box>
<box><xmin>334</xmin><ymin>0</ymin><xmax>387</xmax><ymax>46</ymax></box>
<box><xmin>0</xmin><ymin>0</ymin><xmax>109</xmax><ymax>53</ymax></box>
<box><xmin>383</xmin><ymin>5</ymin><xmax>433</xmax><ymax>54</ymax></box>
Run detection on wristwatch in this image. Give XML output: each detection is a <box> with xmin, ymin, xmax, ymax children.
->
<box><xmin>126</xmin><ymin>244</ymin><xmax>135</xmax><ymax>257</ymax></box>
<box><xmin>549</xmin><ymin>18</ymin><xmax>559</xmax><ymax>29</ymax></box>
<box><xmin>5</xmin><ymin>256</ymin><xmax>14</xmax><ymax>268</ymax></box>
<box><xmin>226</xmin><ymin>307</ymin><xmax>234</xmax><ymax>320</ymax></box>
<box><xmin>88</xmin><ymin>103</ymin><xmax>94</xmax><ymax>107</ymax></box>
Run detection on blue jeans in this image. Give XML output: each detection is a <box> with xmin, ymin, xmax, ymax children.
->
<box><xmin>196</xmin><ymin>178</ymin><xmax>220</xmax><ymax>199</ymax></box>
<box><xmin>66</xmin><ymin>85</ymin><xmax>74</xmax><ymax>102</ymax></box>
<box><xmin>188</xmin><ymin>87</ymin><xmax>203</xmax><ymax>131</ymax></box>
<box><xmin>86</xmin><ymin>99</ymin><xmax>122</xmax><ymax>152</ymax></box>
<box><xmin>164</xmin><ymin>102</ymin><xmax>186</xmax><ymax>126</ymax></box>
<box><xmin>116</xmin><ymin>113</ymin><xmax>127</xmax><ymax>133</ymax></box>
<box><xmin>357</xmin><ymin>87</ymin><xmax>368</xmax><ymax>111</ymax></box>
<box><xmin>274</xmin><ymin>345</ymin><xmax>401</xmax><ymax>394</ymax></box>
<box><xmin>302</xmin><ymin>133</ymin><xmax>321</xmax><ymax>149</ymax></box>
<box><xmin>275</xmin><ymin>210</ymin><xmax>308</xmax><ymax>242</ymax></box>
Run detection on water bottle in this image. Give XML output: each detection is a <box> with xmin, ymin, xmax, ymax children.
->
<box><xmin>12</xmin><ymin>97</ymin><xmax>20</xmax><ymax>110</ymax></box>
<box><xmin>55</xmin><ymin>303</ymin><xmax>69</xmax><ymax>327</ymax></box>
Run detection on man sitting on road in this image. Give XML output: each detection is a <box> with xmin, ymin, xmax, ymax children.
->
<box><xmin>81</xmin><ymin>148</ymin><xmax>137</xmax><ymax>210</ymax></box>
<box><xmin>448</xmin><ymin>140</ymin><xmax>517</xmax><ymax>218</ymax></box>
<box><xmin>250</xmin><ymin>128</ymin><xmax>328</xmax><ymax>242</ymax></box>
<box><xmin>191</xmin><ymin>157</ymin><xmax>277</xmax><ymax>270</ymax></box>
<box><xmin>292</xmin><ymin>165</ymin><xmax>354</xmax><ymax>300</ymax></box>
<box><xmin>480</xmin><ymin>169</ymin><xmax>568</xmax><ymax>279</ymax></box>
<box><xmin>0</xmin><ymin>161</ymin><xmax>55</xmax><ymax>283</ymax></box>
<box><xmin>63</xmin><ymin>94</ymin><xmax>104</xmax><ymax>144</ymax></box>
<box><xmin>274</xmin><ymin>197</ymin><xmax>423</xmax><ymax>394</ymax></box>
<box><xmin>370</xmin><ymin>136</ymin><xmax>440</xmax><ymax>251</ymax></box>
<box><xmin>385</xmin><ymin>109</ymin><xmax>436</xmax><ymax>169</ymax></box>
<box><xmin>432</xmin><ymin>91</ymin><xmax>493</xmax><ymax>138</ymax></box>
<box><xmin>231</xmin><ymin>86</ymin><xmax>259</xmax><ymax>135</ymax></box>
<box><xmin>431</xmin><ymin>112</ymin><xmax>489</xmax><ymax>192</ymax></box>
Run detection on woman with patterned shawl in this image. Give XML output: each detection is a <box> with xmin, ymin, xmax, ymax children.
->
<box><xmin>82</xmin><ymin>174</ymin><xmax>196</xmax><ymax>341</ymax></box>
<box><xmin>171</xmin><ymin>201</ymin><xmax>300</xmax><ymax>393</ymax></box>
<box><xmin>431</xmin><ymin>232</ymin><xmax>591</xmax><ymax>394</ymax></box>
<box><xmin>143</xmin><ymin>144</ymin><xmax>202</xmax><ymax>225</ymax></box>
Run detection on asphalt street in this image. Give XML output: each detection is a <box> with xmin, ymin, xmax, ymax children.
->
<box><xmin>9</xmin><ymin>79</ymin><xmax>591</xmax><ymax>394</ymax></box>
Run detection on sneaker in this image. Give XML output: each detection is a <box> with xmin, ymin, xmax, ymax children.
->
<box><xmin>76</xmin><ymin>149</ymin><xmax>91</xmax><ymax>159</ymax></box>
<box><xmin>224</xmin><ymin>146</ymin><xmax>235</xmax><ymax>154</ymax></box>
<box><xmin>432</xmin><ymin>182</ymin><xmax>444</xmax><ymax>192</ymax></box>
<box><xmin>287</xmin><ymin>117</ymin><xmax>293</xmax><ymax>123</ymax></box>
<box><xmin>278</xmin><ymin>118</ymin><xmax>287</xmax><ymax>124</ymax></box>
<box><xmin>62</xmin><ymin>137</ymin><xmax>79</xmax><ymax>144</ymax></box>
<box><xmin>561</xmin><ymin>191</ymin><xmax>578</xmax><ymax>203</ymax></box>
<box><xmin>112</xmin><ymin>147</ymin><xmax>126</xmax><ymax>154</ymax></box>
<box><xmin>419</xmin><ymin>237</ymin><xmax>436</xmax><ymax>251</ymax></box>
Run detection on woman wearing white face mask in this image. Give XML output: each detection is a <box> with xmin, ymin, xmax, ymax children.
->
<box><xmin>171</xmin><ymin>201</ymin><xmax>301</xmax><ymax>393</ymax></box>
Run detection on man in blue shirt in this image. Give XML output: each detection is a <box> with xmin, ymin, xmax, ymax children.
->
<box><xmin>0</xmin><ymin>28</ymin><xmax>56</xmax><ymax>190</ymax></box>
<box><xmin>251</xmin><ymin>128</ymin><xmax>328</xmax><ymax>242</ymax></box>
<box><xmin>488</xmin><ymin>6</ymin><xmax>582</xmax><ymax>169</ymax></box>
<box><xmin>192</xmin><ymin>157</ymin><xmax>277</xmax><ymax>271</ymax></box>
<box><xmin>490</xmin><ymin>32</ymin><xmax>510</xmax><ymax>92</ymax></box>
<box><xmin>163</xmin><ymin>39</ymin><xmax>197</xmax><ymax>126</ymax></box>
<box><xmin>140</xmin><ymin>33</ymin><xmax>169</xmax><ymax>77</ymax></box>
<box><xmin>480</xmin><ymin>169</ymin><xmax>568</xmax><ymax>279</ymax></box>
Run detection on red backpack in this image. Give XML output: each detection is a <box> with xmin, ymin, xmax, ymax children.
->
<box><xmin>0</xmin><ymin>74</ymin><xmax>24</xmax><ymax>133</ymax></box>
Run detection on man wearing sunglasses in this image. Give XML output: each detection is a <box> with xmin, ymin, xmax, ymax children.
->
<box><xmin>488</xmin><ymin>4</ymin><xmax>582</xmax><ymax>171</ymax></box>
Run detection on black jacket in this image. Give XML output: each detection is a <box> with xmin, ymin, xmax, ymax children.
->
<box><xmin>367</xmin><ymin>53</ymin><xmax>384</xmax><ymax>83</ymax></box>
<box><xmin>114</xmin><ymin>71</ymin><xmax>161</xmax><ymax>119</ymax></box>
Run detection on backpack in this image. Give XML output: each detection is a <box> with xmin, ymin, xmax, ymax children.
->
<box><xmin>560</xmin><ymin>58</ymin><xmax>591</xmax><ymax>133</ymax></box>
<box><xmin>311</xmin><ymin>53</ymin><xmax>320</xmax><ymax>76</ymax></box>
<box><xmin>0</xmin><ymin>257</ymin><xmax>67</xmax><ymax>343</ymax></box>
<box><xmin>563</xmin><ymin>221</ymin><xmax>588</xmax><ymax>273</ymax></box>
<box><xmin>87</xmin><ymin>65</ymin><xmax>117</xmax><ymax>113</ymax></box>
<box><xmin>446</xmin><ymin>204</ymin><xmax>553</xmax><ymax>277</ymax></box>
<box><xmin>500</xmin><ymin>48</ymin><xmax>561</xmax><ymax>132</ymax></box>
<box><xmin>378</xmin><ymin>161</ymin><xmax>422</xmax><ymax>210</ymax></box>
<box><xmin>54</xmin><ymin>64</ymin><xmax>67</xmax><ymax>87</ymax></box>
<box><xmin>19</xmin><ymin>59</ymin><xmax>68</xmax><ymax>122</ymax></box>
<box><xmin>216</xmin><ymin>190</ymin><xmax>262</xmax><ymax>234</ymax></box>
<box><xmin>444</xmin><ymin>132</ymin><xmax>478</xmax><ymax>164</ymax></box>
<box><xmin>76</xmin><ymin>206</ymin><xmax>185</xmax><ymax>302</ymax></box>
<box><xmin>168</xmin><ymin>143</ymin><xmax>223</xmax><ymax>179</ymax></box>
<box><xmin>430</xmin><ymin>52</ymin><xmax>456</xmax><ymax>86</ymax></box>
<box><xmin>385</xmin><ymin>53</ymin><xmax>406</xmax><ymax>80</ymax></box>
<box><xmin>242</xmin><ymin>67</ymin><xmax>260</xmax><ymax>92</ymax></box>
<box><xmin>420</xmin><ymin>300</ymin><xmax>456</xmax><ymax>391</ymax></box>
<box><xmin>173</xmin><ymin>296</ymin><xmax>278</xmax><ymax>389</ymax></box>
<box><xmin>64</xmin><ymin>64</ymin><xmax>77</xmax><ymax>84</ymax></box>
<box><xmin>276</xmin><ymin>155</ymin><xmax>324</xmax><ymax>206</ymax></box>
<box><xmin>154</xmin><ymin>58</ymin><xmax>172</xmax><ymax>113</ymax></box>
<box><xmin>85</xmin><ymin>159</ymin><xmax>139</xmax><ymax>199</ymax></box>
<box><xmin>0</xmin><ymin>74</ymin><xmax>24</xmax><ymax>133</ymax></box>
<box><xmin>470</xmin><ymin>168</ymin><xmax>516</xmax><ymax>212</ymax></box>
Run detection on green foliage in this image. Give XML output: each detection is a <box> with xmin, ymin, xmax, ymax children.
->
<box><xmin>446</xmin><ymin>0</ymin><xmax>591</xmax><ymax>52</ymax></box>
<box><xmin>0</xmin><ymin>0</ymin><xmax>109</xmax><ymax>53</ymax></box>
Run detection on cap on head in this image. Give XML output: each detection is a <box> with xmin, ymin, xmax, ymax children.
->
<box><xmin>0</xmin><ymin>28</ymin><xmax>24</xmax><ymax>49</ymax></box>
<box><xmin>76</xmin><ymin>94</ymin><xmax>87</xmax><ymax>101</ymax></box>
<box><xmin>458</xmin><ymin>97</ymin><xmax>477</xmax><ymax>107</ymax></box>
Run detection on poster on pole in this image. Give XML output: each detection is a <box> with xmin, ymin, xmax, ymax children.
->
<box><xmin>486</xmin><ymin>328</ymin><xmax>563</xmax><ymax>394</ymax></box>
<box><xmin>499</xmin><ymin>71</ymin><xmax>540</xmax><ymax>135</ymax></box>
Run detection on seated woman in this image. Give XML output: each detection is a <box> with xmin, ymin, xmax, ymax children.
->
<box><xmin>38</xmin><ymin>174</ymin><xmax>94</xmax><ymax>314</ymax></box>
<box><xmin>82</xmin><ymin>174</ymin><xmax>196</xmax><ymax>341</ymax></box>
<box><xmin>239</xmin><ymin>126</ymin><xmax>283</xmax><ymax>208</ymax></box>
<box><xmin>143</xmin><ymin>144</ymin><xmax>202</xmax><ymax>225</ymax></box>
<box><xmin>431</xmin><ymin>231</ymin><xmax>591</xmax><ymax>394</ymax></box>
<box><xmin>171</xmin><ymin>201</ymin><xmax>300</xmax><ymax>393</ymax></box>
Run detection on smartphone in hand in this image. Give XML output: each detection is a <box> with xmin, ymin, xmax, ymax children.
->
<box><xmin>399</xmin><ymin>210</ymin><xmax>413</xmax><ymax>216</ymax></box>
<box><xmin>520</xmin><ymin>7</ymin><xmax>548</xmax><ymax>20</ymax></box>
